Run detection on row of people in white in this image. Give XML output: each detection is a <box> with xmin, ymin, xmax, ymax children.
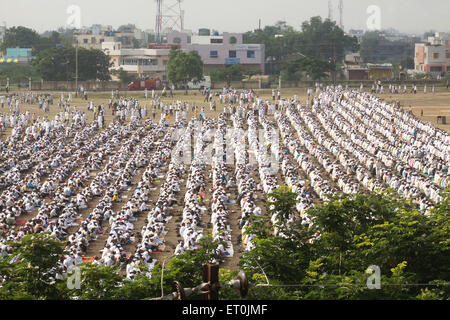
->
<box><xmin>340</xmin><ymin>90</ymin><xmax>448</xmax><ymax>191</ymax></box>
<box><xmin>231</xmin><ymin>113</ymin><xmax>260</xmax><ymax>252</ymax></box>
<box><xmin>178</xmin><ymin>119</ymin><xmax>216</xmax><ymax>252</ymax></box>
<box><xmin>64</xmin><ymin>122</ymin><xmax>161</xmax><ymax>272</ymax></box>
<box><xmin>0</xmin><ymin>121</ymin><xmax>139</xmax><ymax>259</ymax></box>
<box><xmin>0</xmin><ymin>120</ymin><xmax>99</xmax><ymax>236</ymax></box>
<box><xmin>314</xmin><ymin>91</ymin><xmax>438</xmax><ymax>207</ymax></box>
<box><xmin>210</xmin><ymin>114</ymin><xmax>232</xmax><ymax>260</ymax></box>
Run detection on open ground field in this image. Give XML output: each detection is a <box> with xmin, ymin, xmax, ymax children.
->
<box><xmin>2</xmin><ymin>87</ymin><xmax>449</xmax><ymax>134</ymax></box>
<box><xmin>0</xmin><ymin>87</ymin><xmax>448</xmax><ymax>275</ymax></box>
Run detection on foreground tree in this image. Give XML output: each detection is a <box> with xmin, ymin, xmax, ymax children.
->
<box><xmin>239</xmin><ymin>187</ymin><xmax>450</xmax><ymax>300</ymax></box>
<box><xmin>0</xmin><ymin>233</ymin><xmax>69</xmax><ymax>300</ymax></box>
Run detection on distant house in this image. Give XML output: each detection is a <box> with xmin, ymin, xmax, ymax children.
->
<box><xmin>415</xmin><ymin>32</ymin><xmax>450</xmax><ymax>77</ymax></box>
<box><xmin>343</xmin><ymin>57</ymin><xmax>393</xmax><ymax>80</ymax></box>
<box><xmin>167</xmin><ymin>29</ymin><xmax>265</xmax><ymax>74</ymax></box>
<box><xmin>102</xmin><ymin>42</ymin><xmax>169</xmax><ymax>80</ymax></box>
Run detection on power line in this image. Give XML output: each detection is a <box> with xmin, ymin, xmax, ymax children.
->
<box><xmin>147</xmin><ymin>264</ymin><xmax>450</xmax><ymax>300</ymax></box>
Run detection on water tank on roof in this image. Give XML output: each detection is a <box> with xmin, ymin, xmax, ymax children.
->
<box><xmin>199</xmin><ymin>28</ymin><xmax>210</xmax><ymax>36</ymax></box>
<box><xmin>213</xmin><ymin>31</ymin><xmax>219</xmax><ymax>36</ymax></box>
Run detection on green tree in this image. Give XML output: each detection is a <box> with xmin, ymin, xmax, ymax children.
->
<box><xmin>244</xmin><ymin>18</ymin><xmax>357</xmax><ymax>75</ymax></box>
<box><xmin>0</xmin><ymin>27</ymin><xmax>66</xmax><ymax>55</ymax></box>
<box><xmin>300</xmin><ymin>16</ymin><xmax>357</xmax><ymax>62</ymax></box>
<box><xmin>0</xmin><ymin>233</ymin><xmax>69</xmax><ymax>300</ymax></box>
<box><xmin>210</xmin><ymin>65</ymin><xmax>246</xmax><ymax>85</ymax></box>
<box><xmin>360</xmin><ymin>31</ymin><xmax>418</xmax><ymax>64</ymax></box>
<box><xmin>240</xmin><ymin>189</ymin><xmax>449</xmax><ymax>300</ymax></box>
<box><xmin>69</xmin><ymin>264</ymin><xmax>124</xmax><ymax>300</ymax></box>
<box><xmin>112</xmin><ymin>67</ymin><xmax>137</xmax><ymax>85</ymax></box>
<box><xmin>240</xmin><ymin>187</ymin><xmax>313</xmax><ymax>285</ymax></box>
<box><xmin>32</xmin><ymin>46</ymin><xmax>111</xmax><ymax>81</ymax></box>
<box><xmin>281</xmin><ymin>56</ymin><xmax>335</xmax><ymax>81</ymax></box>
<box><xmin>167</xmin><ymin>48</ymin><xmax>203</xmax><ymax>94</ymax></box>
<box><xmin>0</xmin><ymin>26</ymin><xmax>41</xmax><ymax>53</ymax></box>
<box><xmin>399</xmin><ymin>56</ymin><xmax>415</xmax><ymax>70</ymax></box>
<box><xmin>0</xmin><ymin>64</ymin><xmax>41</xmax><ymax>82</ymax></box>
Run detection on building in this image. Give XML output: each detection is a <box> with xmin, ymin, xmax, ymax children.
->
<box><xmin>102</xmin><ymin>42</ymin><xmax>169</xmax><ymax>80</ymax></box>
<box><xmin>415</xmin><ymin>32</ymin><xmax>450</xmax><ymax>76</ymax></box>
<box><xmin>73</xmin><ymin>25</ymin><xmax>152</xmax><ymax>50</ymax></box>
<box><xmin>167</xmin><ymin>30</ymin><xmax>265</xmax><ymax>74</ymax></box>
<box><xmin>73</xmin><ymin>31</ymin><xmax>115</xmax><ymax>50</ymax></box>
<box><xmin>344</xmin><ymin>62</ymin><xmax>393</xmax><ymax>80</ymax></box>
<box><xmin>0</xmin><ymin>48</ymin><xmax>33</xmax><ymax>66</ymax></box>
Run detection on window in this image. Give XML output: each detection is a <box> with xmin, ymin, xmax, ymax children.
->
<box><xmin>247</xmin><ymin>50</ymin><xmax>255</xmax><ymax>58</ymax></box>
<box><xmin>210</xmin><ymin>50</ymin><xmax>218</xmax><ymax>58</ymax></box>
<box><xmin>173</xmin><ymin>37</ymin><xmax>181</xmax><ymax>44</ymax></box>
<box><xmin>229</xmin><ymin>50</ymin><xmax>236</xmax><ymax>58</ymax></box>
<box><xmin>432</xmin><ymin>52</ymin><xmax>440</xmax><ymax>59</ymax></box>
<box><xmin>210</xmin><ymin>38</ymin><xmax>223</xmax><ymax>44</ymax></box>
<box><xmin>83</xmin><ymin>39</ymin><xmax>88</xmax><ymax>44</ymax></box>
<box><xmin>229</xmin><ymin>36</ymin><xmax>237</xmax><ymax>44</ymax></box>
<box><xmin>163</xmin><ymin>60</ymin><xmax>168</xmax><ymax>66</ymax></box>
<box><xmin>430</xmin><ymin>66</ymin><xmax>442</xmax><ymax>72</ymax></box>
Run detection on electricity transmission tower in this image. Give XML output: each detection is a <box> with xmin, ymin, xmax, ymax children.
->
<box><xmin>338</xmin><ymin>0</ymin><xmax>344</xmax><ymax>30</ymax></box>
<box><xmin>155</xmin><ymin>0</ymin><xmax>184</xmax><ymax>43</ymax></box>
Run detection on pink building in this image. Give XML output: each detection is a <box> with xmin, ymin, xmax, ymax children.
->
<box><xmin>414</xmin><ymin>32</ymin><xmax>450</xmax><ymax>76</ymax></box>
<box><xmin>167</xmin><ymin>30</ymin><xmax>265</xmax><ymax>74</ymax></box>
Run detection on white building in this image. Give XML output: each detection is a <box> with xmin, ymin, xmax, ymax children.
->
<box><xmin>167</xmin><ymin>29</ymin><xmax>265</xmax><ymax>74</ymax></box>
<box><xmin>102</xmin><ymin>42</ymin><xmax>169</xmax><ymax>79</ymax></box>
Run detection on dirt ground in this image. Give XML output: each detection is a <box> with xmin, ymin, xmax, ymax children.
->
<box><xmin>2</xmin><ymin>87</ymin><xmax>449</xmax><ymax>137</ymax></box>
<box><xmin>2</xmin><ymin>87</ymin><xmax>448</xmax><ymax>271</ymax></box>
<box><xmin>375</xmin><ymin>91</ymin><xmax>450</xmax><ymax>132</ymax></box>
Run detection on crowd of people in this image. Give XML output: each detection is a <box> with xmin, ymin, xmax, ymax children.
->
<box><xmin>1</xmin><ymin>84</ymin><xmax>448</xmax><ymax>286</ymax></box>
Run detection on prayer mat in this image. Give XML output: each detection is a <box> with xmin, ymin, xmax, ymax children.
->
<box><xmin>16</xmin><ymin>219</ymin><xmax>27</xmax><ymax>226</ymax></box>
<box><xmin>82</xmin><ymin>256</ymin><xmax>95</xmax><ymax>264</ymax></box>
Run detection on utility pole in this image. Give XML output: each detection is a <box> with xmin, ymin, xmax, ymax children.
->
<box><xmin>331</xmin><ymin>38</ymin><xmax>336</xmax><ymax>85</ymax></box>
<box><xmin>75</xmin><ymin>43</ymin><xmax>78</xmax><ymax>96</ymax></box>
<box><xmin>202</xmin><ymin>264</ymin><xmax>219</xmax><ymax>300</ymax></box>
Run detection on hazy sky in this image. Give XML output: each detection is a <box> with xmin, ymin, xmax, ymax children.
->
<box><xmin>0</xmin><ymin>0</ymin><xmax>449</xmax><ymax>35</ymax></box>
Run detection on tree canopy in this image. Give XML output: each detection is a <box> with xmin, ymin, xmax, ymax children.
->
<box><xmin>244</xmin><ymin>17</ymin><xmax>358</xmax><ymax>75</ymax></box>
<box><xmin>360</xmin><ymin>31</ymin><xmax>418</xmax><ymax>63</ymax></box>
<box><xmin>238</xmin><ymin>188</ymin><xmax>450</xmax><ymax>300</ymax></box>
<box><xmin>281</xmin><ymin>56</ymin><xmax>335</xmax><ymax>81</ymax></box>
<box><xmin>0</xmin><ymin>190</ymin><xmax>448</xmax><ymax>300</ymax></box>
<box><xmin>32</xmin><ymin>46</ymin><xmax>111</xmax><ymax>81</ymax></box>
<box><xmin>0</xmin><ymin>26</ymin><xmax>67</xmax><ymax>55</ymax></box>
<box><xmin>167</xmin><ymin>48</ymin><xmax>203</xmax><ymax>91</ymax></box>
